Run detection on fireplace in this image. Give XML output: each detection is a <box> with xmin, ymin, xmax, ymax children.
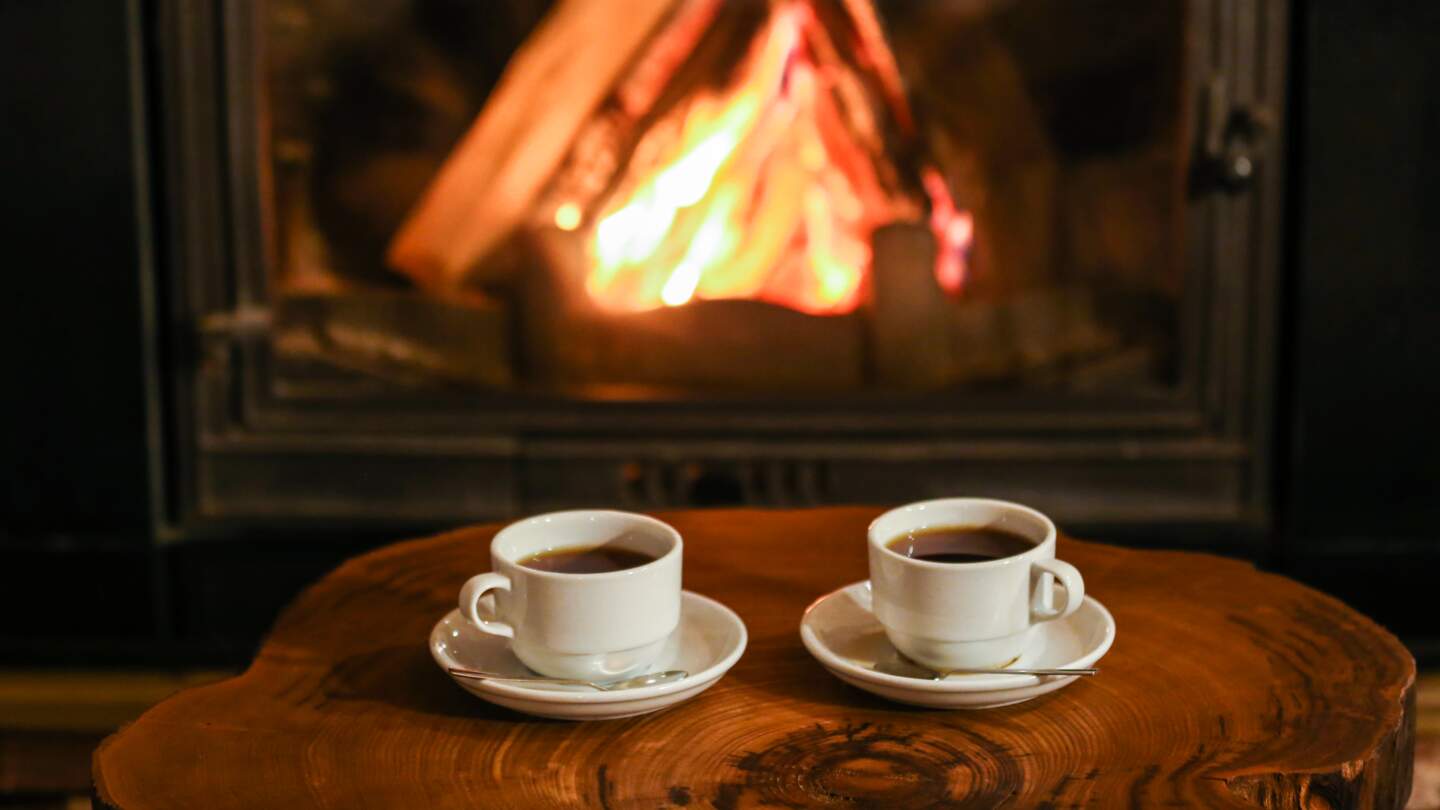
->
<box><xmin>160</xmin><ymin>0</ymin><xmax>1286</xmax><ymax>534</ymax></box>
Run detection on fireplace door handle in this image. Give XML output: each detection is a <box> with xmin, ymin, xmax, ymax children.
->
<box><xmin>1195</xmin><ymin>75</ymin><xmax>1272</xmax><ymax>195</ymax></box>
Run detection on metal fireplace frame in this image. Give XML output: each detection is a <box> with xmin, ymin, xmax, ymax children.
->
<box><xmin>150</xmin><ymin>0</ymin><xmax>1289</xmax><ymax>539</ymax></box>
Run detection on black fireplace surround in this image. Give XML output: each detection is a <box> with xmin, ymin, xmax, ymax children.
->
<box><xmin>3</xmin><ymin>0</ymin><xmax>1439</xmax><ymax>665</ymax></box>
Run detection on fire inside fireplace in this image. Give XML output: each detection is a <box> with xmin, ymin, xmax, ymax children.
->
<box><xmin>265</xmin><ymin>0</ymin><xmax>1185</xmax><ymax>396</ymax></box>
<box><xmin>554</xmin><ymin>2</ymin><xmax>969</xmax><ymax>316</ymax></box>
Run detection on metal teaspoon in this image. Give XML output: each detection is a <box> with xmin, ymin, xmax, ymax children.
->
<box><xmin>873</xmin><ymin>658</ymin><xmax>1097</xmax><ymax>679</ymax></box>
<box><xmin>447</xmin><ymin>667</ymin><xmax>688</xmax><ymax>691</ymax></box>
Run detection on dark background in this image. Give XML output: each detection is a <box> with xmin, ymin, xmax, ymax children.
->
<box><xmin>2</xmin><ymin>0</ymin><xmax>1438</xmax><ymax>666</ymax></box>
<box><xmin>1278</xmin><ymin>0</ymin><xmax>1440</xmax><ymax>658</ymax></box>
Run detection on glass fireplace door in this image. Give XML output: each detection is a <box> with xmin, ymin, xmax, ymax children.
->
<box><xmin>162</xmin><ymin>0</ymin><xmax>1285</xmax><ymax>530</ymax></box>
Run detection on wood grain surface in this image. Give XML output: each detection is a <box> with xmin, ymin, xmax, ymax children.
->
<box><xmin>93</xmin><ymin>508</ymin><xmax>1415</xmax><ymax>808</ymax></box>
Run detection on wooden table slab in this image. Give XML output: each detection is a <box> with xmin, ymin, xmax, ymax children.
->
<box><xmin>94</xmin><ymin>508</ymin><xmax>1415</xmax><ymax>808</ymax></box>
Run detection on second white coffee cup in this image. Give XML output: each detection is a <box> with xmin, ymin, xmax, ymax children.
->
<box><xmin>459</xmin><ymin>510</ymin><xmax>682</xmax><ymax>681</ymax></box>
<box><xmin>868</xmin><ymin>498</ymin><xmax>1084</xmax><ymax>671</ymax></box>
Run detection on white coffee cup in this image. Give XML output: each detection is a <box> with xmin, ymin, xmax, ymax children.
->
<box><xmin>459</xmin><ymin>510</ymin><xmax>682</xmax><ymax>680</ymax></box>
<box><xmin>868</xmin><ymin>498</ymin><xmax>1084</xmax><ymax>670</ymax></box>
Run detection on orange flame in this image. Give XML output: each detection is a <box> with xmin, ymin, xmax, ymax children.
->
<box><xmin>578</xmin><ymin>1</ymin><xmax>968</xmax><ymax>316</ymax></box>
<box><xmin>924</xmin><ymin>167</ymin><xmax>973</xmax><ymax>294</ymax></box>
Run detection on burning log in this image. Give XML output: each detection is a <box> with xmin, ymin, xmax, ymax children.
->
<box><xmin>387</xmin><ymin>0</ymin><xmax>944</xmax><ymax>309</ymax></box>
<box><xmin>520</xmin><ymin>229</ymin><xmax>864</xmax><ymax>392</ymax></box>
<box><xmin>386</xmin><ymin>0</ymin><xmax>684</xmax><ymax>291</ymax></box>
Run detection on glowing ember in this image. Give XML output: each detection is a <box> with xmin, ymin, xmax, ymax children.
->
<box><xmin>554</xmin><ymin>202</ymin><xmax>583</xmax><ymax>231</ymax></box>
<box><xmin>576</xmin><ymin>1</ymin><xmax>966</xmax><ymax>316</ymax></box>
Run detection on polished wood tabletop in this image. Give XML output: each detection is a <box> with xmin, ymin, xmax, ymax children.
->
<box><xmin>94</xmin><ymin>508</ymin><xmax>1414</xmax><ymax>808</ymax></box>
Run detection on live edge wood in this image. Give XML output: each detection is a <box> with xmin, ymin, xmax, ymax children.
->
<box><xmin>93</xmin><ymin>508</ymin><xmax>1415</xmax><ymax>809</ymax></box>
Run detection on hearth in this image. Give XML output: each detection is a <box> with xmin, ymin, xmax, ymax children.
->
<box><xmin>158</xmin><ymin>0</ymin><xmax>1286</xmax><ymax>532</ymax></box>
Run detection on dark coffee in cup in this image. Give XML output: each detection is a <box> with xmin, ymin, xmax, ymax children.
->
<box><xmin>519</xmin><ymin>544</ymin><xmax>656</xmax><ymax>574</ymax></box>
<box><xmin>886</xmin><ymin>525</ymin><xmax>1035</xmax><ymax>564</ymax></box>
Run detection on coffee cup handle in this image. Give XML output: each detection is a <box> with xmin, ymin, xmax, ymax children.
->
<box><xmin>1031</xmin><ymin>559</ymin><xmax>1084</xmax><ymax>622</ymax></box>
<box><xmin>459</xmin><ymin>573</ymin><xmax>514</xmax><ymax>639</ymax></box>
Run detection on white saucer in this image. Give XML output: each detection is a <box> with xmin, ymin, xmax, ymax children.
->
<box><xmin>800</xmin><ymin>581</ymin><xmax>1115</xmax><ymax>709</ymax></box>
<box><xmin>430</xmin><ymin>590</ymin><xmax>747</xmax><ymax>720</ymax></box>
